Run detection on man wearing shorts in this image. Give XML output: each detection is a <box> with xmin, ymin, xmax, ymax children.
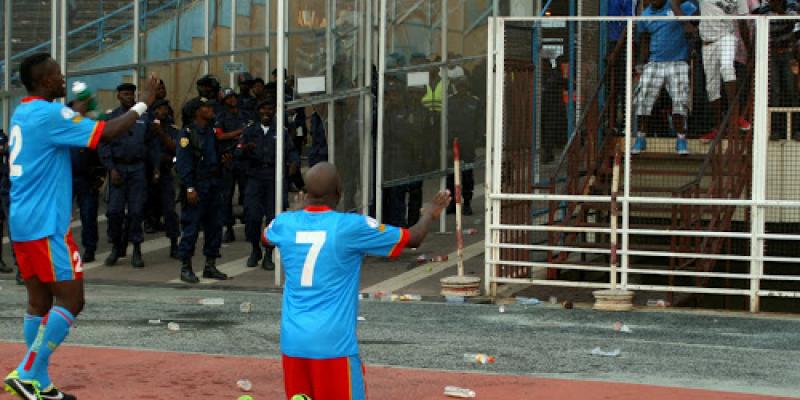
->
<box><xmin>3</xmin><ymin>53</ymin><xmax>157</xmax><ymax>400</ymax></box>
<box><xmin>698</xmin><ymin>0</ymin><xmax>752</xmax><ymax>142</ymax></box>
<box><xmin>264</xmin><ymin>162</ymin><xmax>450</xmax><ymax>400</ymax></box>
<box><xmin>633</xmin><ymin>0</ymin><xmax>698</xmax><ymax>155</ymax></box>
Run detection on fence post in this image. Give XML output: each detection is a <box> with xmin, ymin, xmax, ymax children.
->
<box><xmin>749</xmin><ymin>16</ymin><xmax>769</xmax><ymax>313</ymax></box>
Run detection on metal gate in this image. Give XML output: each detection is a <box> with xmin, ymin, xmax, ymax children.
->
<box><xmin>484</xmin><ymin>15</ymin><xmax>800</xmax><ymax>312</ymax></box>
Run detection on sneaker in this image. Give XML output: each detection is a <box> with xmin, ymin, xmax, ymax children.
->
<box><xmin>676</xmin><ymin>137</ymin><xmax>689</xmax><ymax>155</ymax></box>
<box><xmin>40</xmin><ymin>385</ymin><xmax>76</xmax><ymax>400</ymax></box>
<box><xmin>738</xmin><ymin>117</ymin><xmax>751</xmax><ymax>131</ymax></box>
<box><xmin>700</xmin><ymin>128</ymin><xmax>718</xmax><ymax>143</ymax></box>
<box><xmin>4</xmin><ymin>371</ymin><xmax>39</xmax><ymax>400</ymax></box>
<box><xmin>630</xmin><ymin>136</ymin><xmax>647</xmax><ymax>155</ymax></box>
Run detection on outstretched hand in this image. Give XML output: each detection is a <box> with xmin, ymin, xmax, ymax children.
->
<box><xmin>139</xmin><ymin>73</ymin><xmax>159</xmax><ymax>106</ymax></box>
<box><xmin>425</xmin><ymin>190</ymin><xmax>452</xmax><ymax>219</ymax></box>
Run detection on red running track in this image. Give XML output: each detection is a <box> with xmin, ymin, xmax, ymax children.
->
<box><xmin>0</xmin><ymin>342</ymin><xmax>793</xmax><ymax>400</ymax></box>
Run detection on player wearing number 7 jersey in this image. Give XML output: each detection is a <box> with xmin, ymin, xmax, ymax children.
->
<box><xmin>263</xmin><ymin>162</ymin><xmax>451</xmax><ymax>400</ymax></box>
<box><xmin>4</xmin><ymin>53</ymin><xmax>159</xmax><ymax>400</ymax></box>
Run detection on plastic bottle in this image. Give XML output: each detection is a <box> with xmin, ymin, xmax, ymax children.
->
<box><xmin>71</xmin><ymin>81</ymin><xmax>97</xmax><ymax>112</ymax></box>
<box><xmin>444</xmin><ymin>385</ymin><xmax>476</xmax><ymax>398</ymax></box>
<box><xmin>167</xmin><ymin>322</ymin><xmax>180</xmax><ymax>331</ymax></box>
<box><xmin>236</xmin><ymin>379</ymin><xmax>253</xmax><ymax>391</ymax></box>
<box><xmin>463</xmin><ymin>353</ymin><xmax>495</xmax><ymax>364</ymax></box>
<box><xmin>239</xmin><ymin>302</ymin><xmax>253</xmax><ymax>313</ymax></box>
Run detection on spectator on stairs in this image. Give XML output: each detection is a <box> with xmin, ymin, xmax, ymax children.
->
<box><xmin>632</xmin><ymin>0</ymin><xmax>698</xmax><ymax>155</ymax></box>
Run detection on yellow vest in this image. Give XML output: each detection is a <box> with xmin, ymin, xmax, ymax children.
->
<box><xmin>421</xmin><ymin>80</ymin><xmax>443</xmax><ymax>112</ymax></box>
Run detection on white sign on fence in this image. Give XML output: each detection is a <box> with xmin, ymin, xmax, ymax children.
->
<box><xmin>223</xmin><ymin>62</ymin><xmax>246</xmax><ymax>73</ymax></box>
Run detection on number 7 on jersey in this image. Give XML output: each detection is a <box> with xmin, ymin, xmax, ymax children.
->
<box><xmin>296</xmin><ymin>231</ymin><xmax>327</xmax><ymax>287</ymax></box>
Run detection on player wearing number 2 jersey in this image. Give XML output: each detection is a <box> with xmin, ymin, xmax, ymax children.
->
<box><xmin>4</xmin><ymin>53</ymin><xmax>159</xmax><ymax>400</ymax></box>
<box><xmin>264</xmin><ymin>162</ymin><xmax>451</xmax><ymax>400</ymax></box>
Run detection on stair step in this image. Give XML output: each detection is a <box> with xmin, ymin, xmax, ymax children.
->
<box><xmin>620</xmin><ymin>152</ymin><xmax>706</xmax><ymax>162</ymax></box>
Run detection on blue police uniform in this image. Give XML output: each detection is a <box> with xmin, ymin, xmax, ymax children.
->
<box><xmin>98</xmin><ymin>106</ymin><xmax>153</xmax><ymax>267</ymax></box>
<box><xmin>70</xmin><ymin>144</ymin><xmax>104</xmax><ymax>261</ymax></box>
<box><xmin>307</xmin><ymin>112</ymin><xmax>328</xmax><ymax>168</ymax></box>
<box><xmin>149</xmin><ymin>118</ymin><xmax>181</xmax><ymax>255</ymax></box>
<box><xmin>175</xmin><ymin>120</ymin><xmax>228</xmax><ymax>282</ymax></box>
<box><xmin>215</xmin><ymin>107</ymin><xmax>254</xmax><ymax>234</ymax></box>
<box><xmin>236</xmin><ymin>121</ymin><xmax>298</xmax><ymax>269</ymax></box>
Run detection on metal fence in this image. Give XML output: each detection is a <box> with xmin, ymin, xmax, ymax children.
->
<box><xmin>485</xmin><ymin>15</ymin><xmax>800</xmax><ymax>312</ymax></box>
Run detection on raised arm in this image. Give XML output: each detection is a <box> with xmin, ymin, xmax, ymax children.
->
<box><xmin>100</xmin><ymin>74</ymin><xmax>159</xmax><ymax>142</ymax></box>
<box><xmin>406</xmin><ymin>190</ymin><xmax>452</xmax><ymax>248</ymax></box>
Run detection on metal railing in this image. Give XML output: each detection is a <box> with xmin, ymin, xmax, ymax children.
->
<box><xmin>1</xmin><ymin>0</ymin><xmax>183</xmax><ymax>73</ymax></box>
<box><xmin>485</xmin><ymin>15</ymin><xmax>800</xmax><ymax>312</ymax></box>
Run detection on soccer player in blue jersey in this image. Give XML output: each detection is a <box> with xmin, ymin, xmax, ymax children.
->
<box><xmin>264</xmin><ymin>162</ymin><xmax>451</xmax><ymax>400</ymax></box>
<box><xmin>3</xmin><ymin>53</ymin><xmax>158</xmax><ymax>400</ymax></box>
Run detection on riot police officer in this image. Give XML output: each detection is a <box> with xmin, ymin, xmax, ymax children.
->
<box><xmin>237</xmin><ymin>72</ymin><xmax>257</xmax><ymax>116</ymax></box>
<box><xmin>71</xmin><ymin>134</ymin><xmax>105</xmax><ymax>262</ymax></box>
<box><xmin>216</xmin><ymin>88</ymin><xmax>253</xmax><ymax>242</ymax></box>
<box><xmin>176</xmin><ymin>98</ymin><xmax>229</xmax><ymax>283</ymax></box>
<box><xmin>181</xmin><ymin>75</ymin><xmax>222</xmax><ymax>128</ymax></box>
<box><xmin>149</xmin><ymin>99</ymin><xmax>181</xmax><ymax>258</ymax></box>
<box><xmin>99</xmin><ymin>83</ymin><xmax>153</xmax><ymax>268</ymax></box>
<box><xmin>237</xmin><ymin>98</ymin><xmax>299</xmax><ymax>270</ymax></box>
<box><xmin>446</xmin><ymin>76</ymin><xmax>479</xmax><ymax>216</ymax></box>
<box><xmin>144</xmin><ymin>79</ymin><xmax>177</xmax><ymax>233</ymax></box>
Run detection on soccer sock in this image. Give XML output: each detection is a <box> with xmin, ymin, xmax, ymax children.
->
<box><xmin>17</xmin><ymin>306</ymin><xmax>74</xmax><ymax>388</ymax></box>
<box><xmin>23</xmin><ymin>313</ymin><xmax>43</xmax><ymax>348</ymax></box>
<box><xmin>21</xmin><ymin>313</ymin><xmax>52</xmax><ymax>388</ymax></box>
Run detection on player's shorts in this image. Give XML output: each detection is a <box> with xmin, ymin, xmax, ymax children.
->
<box><xmin>282</xmin><ymin>354</ymin><xmax>366</xmax><ymax>400</ymax></box>
<box><xmin>13</xmin><ymin>230</ymin><xmax>83</xmax><ymax>283</ymax></box>
<box><xmin>635</xmin><ymin>60</ymin><xmax>689</xmax><ymax>117</ymax></box>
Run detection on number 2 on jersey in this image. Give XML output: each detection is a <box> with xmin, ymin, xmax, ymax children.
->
<box><xmin>296</xmin><ymin>231</ymin><xmax>326</xmax><ymax>287</ymax></box>
<box><xmin>9</xmin><ymin>125</ymin><xmax>22</xmax><ymax>177</ymax></box>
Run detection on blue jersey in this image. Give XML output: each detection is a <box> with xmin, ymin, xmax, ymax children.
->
<box><xmin>265</xmin><ymin>206</ymin><xmax>409</xmax><ymax>359</ymax></box>
<box><xmin>9</xmin><ymin>97</ymin><xmax>103</xmax><ymax>241</ymax></box>
<box><xmin>640</xmin><ymin>1</ymin><xmax>698</xmax><ymax>62</ymax></box>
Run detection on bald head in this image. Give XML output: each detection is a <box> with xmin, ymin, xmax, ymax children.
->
<box><xmin>303</xmin><ymin>162</ymin><xmax>341</xmax><ymax>207</ymax></box>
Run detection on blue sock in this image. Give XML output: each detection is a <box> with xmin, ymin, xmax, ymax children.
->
<box><xmin>23</xmin><ymin>313</ymin><xmax>43</xmax><ymax>348</ymax></box>
<box><xmin>17</xmin><ymin>307</ymin><xmax>74</xmax><ymax>387</ymax></box>
<box><xmin>22</xmin><ymin>314</ymin><xmax>52</xmax><ymax>388</ymax></box>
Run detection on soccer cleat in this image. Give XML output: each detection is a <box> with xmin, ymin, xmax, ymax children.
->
<box><xmin>40</xmin><ymin>385</ymin><xmax>76</xmax><ymax>400</ymax></box>
<box><xmin>630</xmin><ymin>136</ymin><xmax>647</xmax><ymax>155</ymax></box>
<box><xmin>4</xmin><ymin>371</ymin><xmax>40</xmax><ymax>400</ymax></box>
<box><xmin>676</xmin><ymin>137</ymin><xmax>689</xmax><ymax>155</ymax></box>
<box><xmin>700</xmin><ymin>128</ymin><xmax>718</xmax><ymax>143</ymax></box>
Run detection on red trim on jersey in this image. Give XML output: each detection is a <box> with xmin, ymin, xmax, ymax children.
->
<box><xmin>21</xmin><ymin>96</ymin><xmax>46</xmax><ymax>103</ymax></box>
<box><xmin>87</xmin><ymin>120</ymin><xmax>105</xmax><ymax>150</ymax></box>
<box><xmin>261</xmin><ymin>228</ymin><xmax>272</xmax><ymax>247</ymax></box>
<box><xmin>388</xmin><ymin>228</ymin><xmax>410</xmax><ymax>259</ymax></box>
<box><xmin>214</xmin><ymin>127</ymin><xmax>224</xmax><ymax>138</ymax></box>
<box><xmin>304</xmin><ymin>206</ymin><xmax>332</xmax><ymax>212</ymax></box>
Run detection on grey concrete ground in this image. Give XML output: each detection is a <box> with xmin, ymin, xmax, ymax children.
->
<box><xmin>0</xmin><ymin>284</ymin><xmax>798</xmax><ymax>398</ymax></box>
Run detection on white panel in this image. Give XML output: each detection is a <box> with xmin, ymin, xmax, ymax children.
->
<box><xmin>407</xmin><ymin>71</ymin><xmax>430</xmax><ymax>88</ymax></box>
<box><xmin>297</xmin><ymin>76</ymin><xmax>326</xmax><ymax>94</ymax></box>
